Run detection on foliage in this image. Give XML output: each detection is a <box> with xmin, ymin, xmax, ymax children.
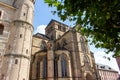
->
<box><xmin>44</xmin><ymin>0</ymin><xmax>120</xmax><ymax>57</ymax></box>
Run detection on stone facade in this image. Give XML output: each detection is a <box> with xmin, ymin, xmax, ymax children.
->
<box><xmin>30</xmin><ymin>20</ymin><xmax>100</xmax><ymax>80</ymax></box>
<box><xmin>0</xmin><ymin>0</ymin><xmax>100</xmax><ymax>80</ymax></box>
<box><xmin>0</xmin><ymin>0</ymin><xmax>34</xmax><ymax>80</ymax></box>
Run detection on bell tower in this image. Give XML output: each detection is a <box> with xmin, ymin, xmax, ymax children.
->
<box><xmin>0</xmin><ymin>0</ymin><xmax>35</xmax><ymax>80</ymax></box>
<box><xmin>45</xmin><ymin>19</ymin><xmax>69</xmax><ymax>40</ymax></box>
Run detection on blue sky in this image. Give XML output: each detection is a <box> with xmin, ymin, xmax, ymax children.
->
<box><xmin>34</xmin><ymin>0</ymin><xmax>119</xmax><ymax>73</ymax></box>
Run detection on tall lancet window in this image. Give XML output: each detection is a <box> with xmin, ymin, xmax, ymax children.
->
<box><xmin>54</xmin><ymin>56</ymin><xmax>58</xmax><ymax>78</ymax></box>
<box><xmin>61</xmin><ymin>55</ymin><xmax>67</xmax><ymax>77</ymax></box>
<box><xmin>36</xmin><ymin>60</ymin><xmax>40</xmax><ymax>78</ymax></box>
<box><xmin>80</xmin><ymin>37</ymin><xmax>86</xmax><ymax>52</ymax></box>
<box><xmin>43</xmin><ymin>57</ymin><xmax>47</xmax><ymax>78</ymax></box>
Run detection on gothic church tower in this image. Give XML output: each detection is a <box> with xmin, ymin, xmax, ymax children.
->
<box><xmin>0</xmin><ymin>0</ymin><xmax>35</xmax><ymax>80</ymax></box>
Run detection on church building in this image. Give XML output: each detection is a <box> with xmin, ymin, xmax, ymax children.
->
<box><xmin>0</xmin><ymin>0</ymin><xmax>100</xmax><ymax>80</ymax></box>
<box><xmin>30</xmin><ymin>19</ymin><xmax>100</xmax><ymax>80</ymax></box>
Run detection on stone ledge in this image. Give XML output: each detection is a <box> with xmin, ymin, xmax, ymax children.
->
<box><xmin>4</xmin><ymin>53</ymin><xmax>30</xmax><ymax>60</ymax></box>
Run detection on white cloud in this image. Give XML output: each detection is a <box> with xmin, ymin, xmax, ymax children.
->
<box><xmin>34</xmin><ymin>25</ymin><xmax>46</xmax><ymax>34</ymax></box>
<box><xmin>94</xmin><ymin>51</ymin><xmax>120</xmax><ymax>73</ymax></box>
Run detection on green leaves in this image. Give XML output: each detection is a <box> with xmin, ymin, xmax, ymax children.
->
<box><xmin>106</xmin><ymin>12</ymin><xmax>110</xmax><ymax>20</ymax></box>
<box><xmin>44</xmin><ymin>0</ymin><xmax>120</xmax><ymax>57</ymax></box>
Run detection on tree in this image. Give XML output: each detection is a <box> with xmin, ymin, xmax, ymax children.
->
<box><xmin>44</xmin><ymin>0</ymin><xmax>120</xmax><ymax>57</ymax></box>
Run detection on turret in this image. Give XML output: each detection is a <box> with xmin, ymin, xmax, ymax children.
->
<box><xmin>0</xmin><ymin>0</ymin><xmax>34</xmax><ymax>80</ymax></box>
<box><xmin>45</xmin><ymin>19</ymin><xmax>69</xmax><ymax>40</ymax></box>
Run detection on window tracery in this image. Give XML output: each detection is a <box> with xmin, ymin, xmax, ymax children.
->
<box><xmin>36</xmin><ymin>56</ymin><xmax>47</xmax><ymax>79</ymax></box>
<box><xmin>61</xmin><ymin>54</ymin><xmax>67</xmax><ymax>77</ymax></box>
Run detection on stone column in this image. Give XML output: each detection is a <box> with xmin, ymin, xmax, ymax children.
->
<box><xmin>47</xmin><ymin>50</ymin><xmax>54</xmax><ymax>80</ymax></box>
<box><xmin>72</xmin><ymin>51</ymin><xmax>79</xmax><ymax>80</ymax></box>
<box><xmin>47</xmin><ymin>42</ymin><xmax>54</xmax><ymax>80</ymax></box>
<box><xmin>71</xmin><ymin>32</ymin><xmax>81</xmax><ymax>80</ymax></box>
<box><xmin>68</xmin><ymin>60</ymin><xmax>72</xmax><ymax>80</ymax></box>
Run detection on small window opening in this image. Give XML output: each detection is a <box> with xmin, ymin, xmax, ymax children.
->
<box><xmin>20</xmin><ymin>34</ymin><xmax>22</xmax><ymax>38</ymax></box>
<box><xmin>0</xmin><ymin>11</ymin><xmax>1</xmax><ymax>18</ymax></box>
<box><xmin>15</xmin><ymin>59</ymin><xmax>18</xmax><ymax>64</ymax></box>
<box><xmin>26</xmin><ymin>49</ymin><xmax>28</xmax><ymax>54</ymax></box>
<box><xmin>0</xmin><ymin>24</ymin><xmax>4</xmax><ymax>35</ymax></box>
<box><xmin>8</xmin><ymin>45</ymin><xmax>11</xmax><ymax>50</ymax></box>
<box><xmin>23</xmin><ymin>78</ymin><xmax>25</xmax><ymax>80</ymax></box>
<box><xmin>23</xmin><ymin>13</ymin><xmax>26</xmax><ymax>16</ymax></box>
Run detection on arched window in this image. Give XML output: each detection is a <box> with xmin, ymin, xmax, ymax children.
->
<box><xmin>84</xmin><ymin>56</ymin><xmax>89</xmax><ymax>63</ymax></box>
<box><xmin>61</xmin><ymin>55</ymin><xmax>67</xmax><ymax>77</ymax></box>
<box><xmin>15</xmin><ymin>59</ymin><xmax>18</xmax><ymax>64</ymax></box>
<box><xmin>84</xmin><ymin>55</ymin><xmax>91</xmax><ymax>71</ymax></box>
<box><xmin>43</xmin><ymin>57</ymin><xmax>47</xmax><ymax>79</ymax></box>
<box><xmin>0</xmin><ymin>24</ymin><xmax>4</xmax><ymax>35</ymax></box>
<box><xmin>40</xmin><ymin>41</ymin><xmax>47</xmax><ymax>51</ymax></box>
<box><xmin>36</xmin><ymin>60</ymin><xmax>40</xmax><ymax>78</ymax></box>
<box><xmin>80</xmin><ymin>37</ymin><xmax>86</xmax><ymax>52</ymax></box>
<box><xmin>54</xmin><ymin>56</ymin><xmax>58</xmax><ymax>78</ymax></box>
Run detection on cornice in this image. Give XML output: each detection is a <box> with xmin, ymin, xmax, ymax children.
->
<box><xmin>4</xmin><ymin>53</ymin><xmax>30</xmax><ymax>60</ymax></box>
<box><xmin>13</xmin><ymin>20</ymin><xmax>34</xmax><ymax>31</ymax></box>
